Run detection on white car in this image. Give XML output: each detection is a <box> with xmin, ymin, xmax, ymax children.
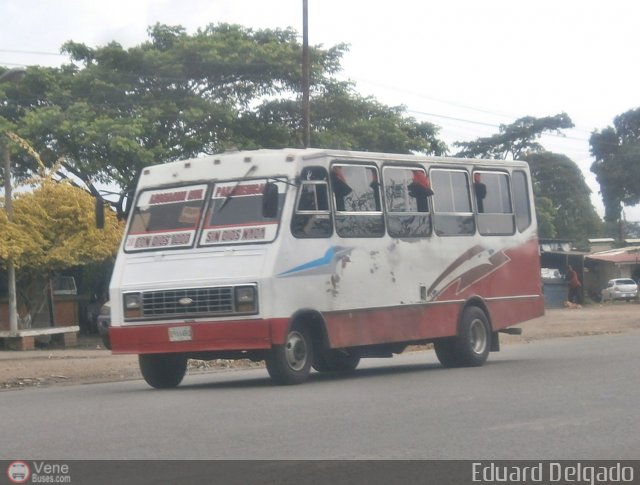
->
<box><xmin>601</xmin><ymin>278</ymin><xmax>638</xmax><ymax>302</ymax></box>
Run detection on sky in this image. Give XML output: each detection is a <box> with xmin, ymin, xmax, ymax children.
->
<box><xmin>1</xmin><ymin>0</ymin><xmax>640</xmax><ymax>220</ymax></box>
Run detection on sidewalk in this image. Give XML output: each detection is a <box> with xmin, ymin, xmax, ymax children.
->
<box><xmin>0</xmin><ymin>335</ymin><xmax>109</xmax><ymax>361</ymax></box>
<box><xmin>0</xmin><ymin>335</ymin><xmax>140</xmax><ymax>389</ymax></box>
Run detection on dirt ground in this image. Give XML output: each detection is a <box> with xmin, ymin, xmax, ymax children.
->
<box><xmin>1</xmin><ymin>302</ymin><xmax>639</xmax><ymax>390</ymax></box>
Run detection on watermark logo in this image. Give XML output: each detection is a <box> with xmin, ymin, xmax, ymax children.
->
<box><xmin>7</xmin><ymin>461</ymin><xmax>30</xmax><ymax>484</ymax></box>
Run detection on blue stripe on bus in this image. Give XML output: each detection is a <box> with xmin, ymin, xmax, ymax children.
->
<box><xmin>278</xmin><ymin>246</ymin><xmax>352</xmax><ymax>277</ymax></box>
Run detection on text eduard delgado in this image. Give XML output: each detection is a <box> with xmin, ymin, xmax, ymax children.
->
<box><xmin>472</xmin><ymin>462</ymin><xmax>635</xmax><ymax>484</ymax></box>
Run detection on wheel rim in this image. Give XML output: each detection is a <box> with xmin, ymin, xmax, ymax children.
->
<box><xmin>285</xmin><ymin>331</ymin><xmax>308</xmax><ymax>371</ymax></box>
<box><xmin>469</xmin><ymin>318</ymin><xmax>487</xmax><ymax>355</ymax></box>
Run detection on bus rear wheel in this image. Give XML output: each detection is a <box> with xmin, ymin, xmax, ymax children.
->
<box><xmin>266</xmin><ymin>327</ymin><xmax>313</xmax><ymax>385</ymax></box>
<box><xmin>434</xmin><ymin>306</ymin><xmax>490</xmax><ymax>368</ymax></box>
<box><xmin>313</xmin><ymin>349</ymin><xmax>361</xmax><ymax>373</ymax></box>
<box><xmin>139</xmin><ymin>353</ymin><xmax>188</xmax><ymax>389</ymax></box>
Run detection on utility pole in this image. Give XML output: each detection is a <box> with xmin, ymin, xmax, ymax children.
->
<box><xmin>1</xmin><ymin>138</ymin><xmax>18</xmax><ymax>334</ymax></box>
<box><xmin>302</xmin><ymin>0</ymin><xmax>311</xmax><ymax>148</ymax></box>
<box><xmin>0</xmin><ymin>67</ymin><xmax>26</xmax><ymax>335</ymax></box>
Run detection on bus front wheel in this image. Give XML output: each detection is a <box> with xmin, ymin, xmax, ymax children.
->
<box><xmin>266</xmin><ymin>327</ymin><xmax>313</xmax><ymax>385</ymax></box>
<box><xmin>139</xmin><ymin>353</ymin><xmax>188</xmax><ymax>389</ymax></box>
<box><xmin>434</xmin><ymin>307</ymin><xmax>490</xmax><ymax>368</ymax></box>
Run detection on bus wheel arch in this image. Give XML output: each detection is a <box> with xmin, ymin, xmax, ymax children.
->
<box><xmin>434</xmin><ymin>301</ymin><xmax>492</xmax><ymax>368</ymax></box>
<box><xmin>265</xmin><ymin>310</ymin><xmax>325</xmax><ymax>385</ymax></box>
<box><xmin>287</xmin><ymin>310</ymin><xmax>361</xmax><ymax>373</ymax></box>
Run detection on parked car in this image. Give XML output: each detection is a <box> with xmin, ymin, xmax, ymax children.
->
<box><xmin>97</xmin><ymin>301</ymin><xmax>111</xmax><ymax>349</ymax></box>
<box><xmin>601</xmin><ymin>278</ymin><xmax>638</xmax><ymax>302</ymax></box>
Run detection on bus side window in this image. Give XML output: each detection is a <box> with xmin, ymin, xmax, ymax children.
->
<box><xmin>513</xmin><ymin>170</ymin><xmax>532</xmax><ymax>232</ymax></box>
<box><xmin>291</xmin><ymin>181</ymin><xmax>332</xmax><ymax>238</ymax></box>
<box><xmin>431</xmin><ymin>169</ymin><xmax>475</xmax><ymax>237</ymax></box>
<box><xmin>331</xmin><ymin>163</ymin><xmax>385</xmax><ymax>238</ymax></box>
<box><xmin>383</xmin><ymin>166</ymin><xmax>432</xmax><ymax>238</ymax></box>
<box><xmin>474</xmin><ymin>171</ymin><xmax>515</xmax><ymax>235</ymax></box>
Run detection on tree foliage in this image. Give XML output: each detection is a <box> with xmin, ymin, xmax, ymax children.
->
<box><xmin>0</xmin><ymin>179</ymin><xmax>121</xmax><ymax>318</ymax></box>
<box><xmin>454</xmin><ymin>113</ymin><xmax>574</xmax><ymax>160</ymax></box>
<box><xmin>525</xmin><ymin>152</ymin><xmax>602</xmax><ymax>245</ymax></box>
<box><xmin>533</xmin><ymin>195</ymin><xmax>557</xmax><ymax>239</ymax></box>
<box><xmin>590</xmin><ymin>107</ymin><xmax>640</xmax><ymax>222</ymax></box>
<box><xmin>0</xmin><ymin>180</ymin><xmax>122</xmax><ymax>271</ymax></box>
<box><xmin>453</xmin><ymin>114</ymin><xmax>602</xmax><ymax>242</ymax></box>
<box><xmin>248</xmin><ymin>81</ymin><xmax>448</xmax><ymax>154</ymax></box>
<box><xmin>0</xmin><ymin>24</ymin><xmax>446</xmax><ymax>217</ymax></box>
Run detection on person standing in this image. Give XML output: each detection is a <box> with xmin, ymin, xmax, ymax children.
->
<box><xmin>567</xmin><ymin>265</ymin><xmax>582</xmax><ymax>304</ymax></box>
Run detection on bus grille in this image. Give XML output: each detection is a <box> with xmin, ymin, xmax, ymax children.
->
<box><xmin>141</xmin><ymin>287</ymin><xmax>234</xmax><ymax>318</ymax></box>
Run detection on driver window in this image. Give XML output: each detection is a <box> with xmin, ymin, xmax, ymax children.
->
<box><xmin>291</xmin><ymin>167</ymin><xmax>332</xmax><ymax>238</ymax></box>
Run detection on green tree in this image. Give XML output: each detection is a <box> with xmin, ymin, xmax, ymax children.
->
<box><xmin>248</xmin><ymin>81</ymin><xmax>448</xmax><ymax>154</ymax></box>
<box><xmin>454</xmin><ymin>113</ymin><xmax>574</xmax><ymax>159</ymax></box>
<box><xmin>525</xmin><ymin>152</ymin><xmax>602</xmax><ymax>245</ymax></box>
<box><xmin>1</xmin><ymin>24</ymin><xmax>446</xmax><ymax>217</ymax></box>
<box><xmin>0</xmin><ymin>23</ymin><xmax>348</xmax><ymax>214</ymax></box>
<box><xmin>590</xmin><ymin>107</ymin><xmax>640</xmax><ymax>222</ymax></box>
<box><xmin>1</xmin><ymin>178</ymin><xmax>122</xmax><ymax>317</ymax></box>
<box><xmin>453</xmin><ymin>114</ymin><xmax>602</xmax><ymax>242</ymax></box>
<box><xmin>534</xmin><ymin>195</ymin><xmax>557</xmax><ymax>239</ymax></box>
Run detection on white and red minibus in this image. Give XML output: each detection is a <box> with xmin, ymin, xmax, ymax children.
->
<box><xmin>108</xmin><ymin>148</ymin><xmax>544</xmax><ymax>387</ymax></box>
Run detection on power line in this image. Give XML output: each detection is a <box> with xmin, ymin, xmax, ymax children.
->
<box><xmin>0</xmin><ymin>48</ymin><xmax>66</xmax><ymax>57</ymax></box>
<box><xmin>408</xmin><ymin>108</ymin><xmax>591</xmax><ymax>144</ymax></box>
<box><xmin>341</xmin><ymin>73</ymin><xmax>599</xmax><ymax>136</ymax></box>
<box><xmin>406</xmin><ymin>109</ymin><xmax>500</xmax><ymax>128</ymax></box>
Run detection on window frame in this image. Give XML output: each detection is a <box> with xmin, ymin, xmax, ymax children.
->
<box><xmin>330</xmin><ymin>161</ymin><xmax>385</xmax><ymax>238</ymax></box>
<box><xmin>123</xmin><ymin>182</ymin><xmax>209</xmax><ymax>253</ymax></box>
<box><xmin>513</xmin><ymin>169</ymin><xmax>533</xmax><ymax>233</ymax></box>
<box><xmin>382</xmin><ymin>164</ymin><xmax>433</xmax><ymax>238</ymax></box>
<box><xmin>291</xmin><ymin>178</ymin><xmax>334</xmax><ymax>239</ymax></box>
<box><xmin>430</xmin><ymin>167</ymin><xmax>476</xmax><ymax>237</ymax></box>
<box><xmin>473</xmin><ymin>170</ymin><xmax>516</xmax><ymax>236</ymax></box>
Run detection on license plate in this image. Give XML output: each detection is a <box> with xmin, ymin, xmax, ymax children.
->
<box><xmin>168</xmin><ymin>326</ymin><xmax>192</xmax><ymax>342</ymax></box>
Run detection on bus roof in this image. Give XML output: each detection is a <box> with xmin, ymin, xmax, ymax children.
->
<box><xmin>136</xmin><ymin>147</ymin><xmax>529</xmax><ymax>190</ymax></box>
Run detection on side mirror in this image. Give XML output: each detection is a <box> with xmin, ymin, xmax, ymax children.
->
<box><xmin>262</xmin><ymin>182</ymin><xmax>279</xmax><ymax>219</ymax></box>
<box><xmin>95</xmin><ymin>198</ymin><xmax>105</xmax><ymax>229</ymax></box>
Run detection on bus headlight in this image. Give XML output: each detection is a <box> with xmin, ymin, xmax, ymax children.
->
<box><xmin>123</xmin><ymin>293</ymin><xmax>142</xmax><ymax>319</ymax></box>
<box><xmin>235</xmin><ymin>286</ymin><xmax>257</xmax><ymax>313</ymax></box>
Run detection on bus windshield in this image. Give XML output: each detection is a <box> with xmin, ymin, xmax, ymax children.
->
<box><xmin>199</xmin><ymin>179</ymin><xmax>286</xmax><ymax>246</ymax></box>
<box><xmin>125</xmin><ymin>179</ymin><xmax>287</xmax><ymax>251</ymax></box>
<box><xmin>124</xmin><ymin>184</ymin><xmax>207</xmax><ymax>252</ymax></box>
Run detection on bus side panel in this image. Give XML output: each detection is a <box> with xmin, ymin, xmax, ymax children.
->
<box><xmin>323</xmin><ymin>303</ymin><xmax>459</xmax><ymax>348</ymax></box>
<box><xmin>484</xmin><ymin>238</ymin><xmax>544</xmax><ymax>329</ymax></box>
<box><xmin>320</xmin><ymin>237</ymin><xmax>543</xmax><ymax>349</ymax></box>
<box><xmin>485</xmin><ymin>297</ymin><xmax>544</xmax><ymax>331</ymax></box>
<box><xmin>321</xmin><ymin>297</ymin><xmax>543</xmax><ymax>350</ymax></box>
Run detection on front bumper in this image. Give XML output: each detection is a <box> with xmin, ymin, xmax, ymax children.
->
<box><xmin>109</xmin><ymin>318</ymin><xmax>288</xmax><ymax>354</ymax></box>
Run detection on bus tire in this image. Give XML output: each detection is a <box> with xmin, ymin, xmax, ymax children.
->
<box><xmin>433</xmin><ymin>337</ymin><xmax>461</xmax><ymax>368</ymax></box>
<box><xmin>139</xmin><ymin>353</ymin><xmax>187</xmax><ymax>389</ymax></box>
<box><xmin>434</xmin><ymin>306</ymin><xmax>490</xmax><ymax>368</ymax></box>
<box><xmin>266</xmin><ymin>327</ymin><xmax>313</xmax><ymax>385</ymax></box>
<box><xmin>313</xmin><ymin>350</ymin><xmax>361</xmax><ymax>373</ymax></box>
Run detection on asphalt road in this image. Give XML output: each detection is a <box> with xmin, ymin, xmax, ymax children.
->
<box><xmin>2</xmin><ymin>333</ymin><xmax>639</xmax><ymax>460</ymax></box>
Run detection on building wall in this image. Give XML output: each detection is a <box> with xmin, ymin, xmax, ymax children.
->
<box><xmin>543</xmin><ymin>281</ymin><xmax>567</xmax><ymax>308</ymax></box>
<box><xmin>0</xmin><ymin>296</ymin><xmax>79</xmax><ymax>331</ymax></box>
